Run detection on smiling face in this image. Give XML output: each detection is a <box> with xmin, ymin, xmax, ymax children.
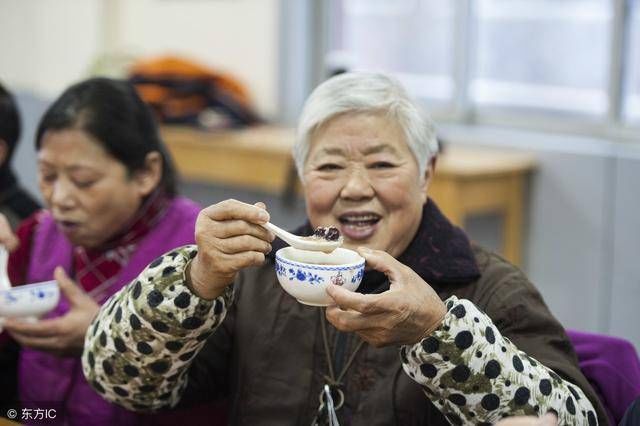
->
<box><xmin>38</xmin><ymin>129</ymin><xmax>152</xmax><ymax>248</ymax></box>
<box><xmin>302</xmin><ymin>112</ymin><xmax>431</xmax><ymax>258</ymax></box>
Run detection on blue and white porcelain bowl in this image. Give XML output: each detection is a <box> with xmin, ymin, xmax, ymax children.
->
<box><xmin>275</xmin><ymin>247</ymin><xmax>365</xmax><ymax>306</ymax></box>
<box><xmin>0</xmin><ymin>280</ymin><xmax>59</xmax><ymax>319</ymax></box>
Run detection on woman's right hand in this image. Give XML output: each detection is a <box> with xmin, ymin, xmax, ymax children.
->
<box><xmin>0</xmin><ymin>213</ymin><xmax>19</xmax><ymax>251</ymax></box>
<box><xmin>188</xmin><ymin>199</ymin><xmax>274</xmax><ymax>300</ymax></box>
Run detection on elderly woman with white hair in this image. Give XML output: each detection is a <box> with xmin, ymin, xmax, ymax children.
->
<box><xmin>83</xmin><ymin>73</ymin><xmax>607</xmax><ymax>425</ymax></box>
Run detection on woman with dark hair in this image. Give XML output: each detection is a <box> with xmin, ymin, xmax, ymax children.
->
<box><xmin>0</xmin><ymin>81</ymin><xmax>40</xmax><ymax>227</ymax></box>
<box><xmin>0</xmin><ymin>77</ymin><xmax>201</xmax><ymax>425</ymax></box>
<box><xmin>0</xmin><ymin>81</ymin><xmax>41</xmax><ymax>420</ymax></box>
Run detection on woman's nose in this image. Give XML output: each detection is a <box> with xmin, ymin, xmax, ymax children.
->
<box><xmin>340</xmin><ymin>166</ymin><xmax>374</xmax><ymax>200</ymax></box>
<box><xmin>50</xmin><ymin>181</ymin><xmax>76</xmax><ymax>209</ymax></box>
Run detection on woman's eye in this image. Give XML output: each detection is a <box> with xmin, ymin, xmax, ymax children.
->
<box><xmin>41</xmin><ymin>174</ymin><xmax>56</xmax><ymax>183</ymax></box>
<box><xmin>317</xmin><ymin>163</ymin><xmax>343</xmax><ymax>171</ymax></box>
<box><xmin>74</xmin><ymin>180</ymin><xmax>96</xmax><ymax>189</ymax></box>
<box><xmin>370</xmin><ymin>162</ymin><xmax>395</xmax><ymax>169</ymax></box>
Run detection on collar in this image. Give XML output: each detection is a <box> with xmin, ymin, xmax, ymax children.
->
<box><xmin>269</xmin><ymin>199</ymin><xmax>480</xmax><ymax>293</ymax></box>
<box><xmin>82</xmin><ymin>189</ymin><xmax>170</xmax><ymax>256</ymax></box>
<box><xmin>74</xmin><ymin>189</ymin><xmax>171</xmax><ymax>297</ymax></box>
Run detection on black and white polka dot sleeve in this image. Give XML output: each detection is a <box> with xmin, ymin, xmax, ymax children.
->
<box><xmin>400</xmin><ymin>296</ymin><xmax>599</xmax><ymax>425</ymax></box>
<box><xmin>82</xmin><ymin>245</ymin><xmax>233</xmax><ymax>411</ymax></box>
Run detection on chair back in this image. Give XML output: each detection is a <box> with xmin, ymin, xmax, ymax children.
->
<box><xmin>567</xmin><ymin>329</ymin><xmax>640</xmax><ymax>425</ymax></box>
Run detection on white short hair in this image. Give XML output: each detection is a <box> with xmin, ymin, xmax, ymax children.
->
<box><xmin>294</xmin><ymin>72</ymin><xmax>439</xmax><ymax>180</ymax></box>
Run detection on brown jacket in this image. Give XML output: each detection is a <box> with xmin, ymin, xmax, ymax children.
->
<box><xmin>181</xmin><ymin>203</ymin><xmax>608</xmax><ymax>425</ymax></box>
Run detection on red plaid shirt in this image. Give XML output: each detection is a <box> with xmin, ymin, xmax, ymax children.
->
<box><xmin>8</xmin><ymin>190</ymin><xmax>170</xmax><ymax>299</ymax></box>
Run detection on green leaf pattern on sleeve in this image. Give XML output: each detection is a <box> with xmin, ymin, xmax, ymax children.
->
<box><xmin>82</xmin><ymin>245</ymin><xmax>232</xmax><ymax>412</ymax></box>
<box><xmin>400</xmin><ymin>296</ymin><xmax>598</xmax><ymax>426</ymax></box>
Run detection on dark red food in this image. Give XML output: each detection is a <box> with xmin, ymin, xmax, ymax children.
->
<box><xmin>313</xmin><ymin>226</ymin><xmax>340</xmax><ymax>241</ymax></box>
<box><xmin>324</xmin><ymin>227</ymin><xmax>340</xmax><ymax>241</ymax></box>
<box><xmin>313</xmin><ymin>227</ymin><xmax>327</xmax><ymax>238</ymax></box>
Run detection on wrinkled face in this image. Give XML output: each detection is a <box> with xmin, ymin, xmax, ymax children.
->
<box><xmin>38</xmin><ymin>129</ymin><xmax>147</xmax><ymax>248</ymax></box>
<box><xmin>303</xmin><ymin>112</ymin><xmax>430</xmax><ymax>258</ymax></box>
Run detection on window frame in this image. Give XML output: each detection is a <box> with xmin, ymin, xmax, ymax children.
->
<box><xmin>318</xmin><ymin>0</ymin><xmax>640</xmax><ymax>142</ymax></box>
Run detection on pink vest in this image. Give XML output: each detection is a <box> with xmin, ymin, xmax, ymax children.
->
<box><xmin>18</xmin><ymin>197</ymin><xmax>200</xmax><ymax>426</ymax></box>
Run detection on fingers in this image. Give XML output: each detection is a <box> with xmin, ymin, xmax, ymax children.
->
<box><xmin>55</xmin><ymin>267</ymin><xmax>86</xmax><ymax>306</ymax></box>
<box><xmin>325</xmin><ymin>305</ymin><xmax>384</xmax><ymax>332</ymax></box>
<box><xmin>213</xmin><ymin>251</ymin><xmax>268</xmax><ymax>274</ymax></box>
<box><xmin>196</xmin><ymin>199</ymin><xmax>276</xmax><ymax>263</ymax></box>
<box><xmin>326</xmin><ymin>284</ymin><xmax>383</xmax><ymax>314</ymax></box>
<box><xmin>0</xmin><ymin>214</ymin><xmax>19</xmax><ymax>251</ymax></box>
<box><xmin>189</xmin><ymin>199</ymin><xmax>275</xmax><ymax>299</ymax></box>
<box><xmin>494</xmin><ymin>414</ymin><xmax>558</xmax><ymax>426</ymax></box>
<box><xmin>3</xmin><ymin>317</ymin><xmax>62</xmax><ymax>338</ymax></box>
<box><xmin>216</xmin><ymin>235</ymin><xmax>272</xmax><ymax>255</ymax></box>
<box><xmin>210</xmin><ymin>219</ymin><xmax>274</xmax><ymax>241</ymax></box>
<box><xmin>202</xmin><ymin>199</ymin><xmax>270</xmax><ymax>224</ymax></box>
<box><xmin>198</xmin><ymin>200</ymin><xmax>275</xmax><ymax>243</ymax></box>
<box><xmin>7</xmin><ymin>331</ymin><xmax>61</xmax><ymax>352</ymax></box>
<box><xmin>357</xmin><ymin>247</ymin><xmax>400</xmax><ymax>280</ymax></box>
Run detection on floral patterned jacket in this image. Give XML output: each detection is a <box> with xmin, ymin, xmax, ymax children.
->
<box><xmin>82</xmin><ymin>202</ymin><xmax>607</xmax><ymax>425</ymax></box>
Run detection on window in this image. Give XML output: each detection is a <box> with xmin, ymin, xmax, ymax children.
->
<box><xmin>327</xmin><ymin>0</ymin><xmax>455</xmax><ymax>102</ymax></box>
<box><xmin>473</xmin><ymin>0</ymin><xmax>611</xmax><ymax>115</ymax></box>
<box><xmin>625</xmin><ymin>0</ymin><xmax>640</xmax><ymax>122</ymax></box>
<box><xmin>323</xmin><ymin>0</ymin><xmax>640</xmax><ymax>137</ymax></box>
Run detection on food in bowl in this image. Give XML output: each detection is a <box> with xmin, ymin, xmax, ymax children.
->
<box><xmin>275</xmin><ymin>247</ymin><xmax>365</xmax><ymax>306</ymax></box>
<box><xmin>312</xmin><ymin>226</ymin><xmax>341</xmax><ymax>241</ymax></box>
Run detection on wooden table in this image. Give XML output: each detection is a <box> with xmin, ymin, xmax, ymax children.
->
<box><xmin>161</xmin><ymin>125</ymin><xmax>536</xmax><ymax>265</ymax></box>
<box><xmin>429</xmin><ymin>146</ymin><xmax>536</xmax><ymax>266</ymax></box>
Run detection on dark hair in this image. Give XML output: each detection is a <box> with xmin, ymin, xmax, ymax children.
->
<box><xmin>0</xmin><ymin>81</ymin><xmax>21</xmax><ymax>160</ymax></box>
<box><xmin>35</xmin><ymin>77</ymin><xmax>177</xmax><ymax>196</ymax></box>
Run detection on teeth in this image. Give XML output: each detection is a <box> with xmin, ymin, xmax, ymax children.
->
<box><xmin>341</xmin><ymin>214</ymin><xmax>379</xmax><ymax>222</ymax></box>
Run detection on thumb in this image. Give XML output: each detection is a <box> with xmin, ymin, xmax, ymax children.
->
<box><xmin>356</xmin><ymin>247</ymin><xmax>400</xmax><ymax>282</ymax></box>
<box><xmin>0</xmin><ymin>214</ymin><xmax>19</xmax><ymax>252</ymax></box>
<box><xmin>54</xmin><ymin>266</ymin><xmax>85</xmax><ymax>306</ymax></box>
<box><xmin>254</xmin><ymin>201</ymin><xmax>267</xmax><ymax>210</ymax></box>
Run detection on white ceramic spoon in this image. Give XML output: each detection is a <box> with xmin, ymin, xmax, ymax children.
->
<box><xmin>263</xmin><ymin>222</ymin><xmax>342</xmax><ymax>253</ymax></box>
<box><xmin>0</xmin><ymin>247</ymin><xmax>11</xmax><ymax>291</ymax></box>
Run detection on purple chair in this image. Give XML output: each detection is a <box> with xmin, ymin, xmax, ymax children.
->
<box><xmin>567</xmin><ymin>329</ymin><xmax>640</xmax><ymax>425</ymax></box>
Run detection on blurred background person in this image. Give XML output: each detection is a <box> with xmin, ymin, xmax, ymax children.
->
<box><xmin>0</xmin><ymin>77</ymin><xmax>201</xmax><ymax>425</ymax></box>
<box><xmin>0</xmin><ymin>82</ymin><xmax>40</xmax><ymax>227</ymax></box>
<box><xmin>0</xmin><ymin>79</ymin><xmax>41</xmax><ymax>426</ymax></box>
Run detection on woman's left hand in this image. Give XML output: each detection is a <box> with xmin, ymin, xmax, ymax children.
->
<box><xmin>4</xmin><ymin>267</ymin><xmax>100</xmax><ymax>357</ymax></box>
<box><xmin>495</xmin><ymin>413</ymin><xmax>558</xmax><ymax>426</ymax></box>
<box><xmin>325</xmin><ymin>247</ymin><xmax>447</xmax><ymax>347</ymax></box>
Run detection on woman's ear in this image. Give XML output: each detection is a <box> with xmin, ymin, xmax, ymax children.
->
<box><xmin>133</xmin><ymin>151</ymin><xmax>163</xmax><ymax>197</ymax></box>
<box><xmin>420</xmin><ymin>157</ymin><xmax>437</xmax><ymax>200</ymax></box>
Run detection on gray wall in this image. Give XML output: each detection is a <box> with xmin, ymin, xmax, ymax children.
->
<box><xmin>443</xmin><ymin>124</ymin><xmax>639</xmax><ymax>350</ymax></box>
<box><xmin>12</xmin><ymin>91</ymin><xmax>47</xmax><ymax>202</ymax></box>
<box><xmin>609</xmin><ymin>147</ymin><xmax>640</xmax><ymax>350</ymax></box>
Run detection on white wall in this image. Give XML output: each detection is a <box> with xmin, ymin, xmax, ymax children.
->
<box><xmin>0</xmin><ymin>0</ymin><xmax>280</xmax><ymax>117</ymax></box>
<box><xmin>0</xmin><ymin>0</ymin><xmax>103</xmax><ymax>97</ymax></box>
<box><xmin>112</xmin><ymin>0</ymin><xmax>280</xmax><ymax>118</ymax></box>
